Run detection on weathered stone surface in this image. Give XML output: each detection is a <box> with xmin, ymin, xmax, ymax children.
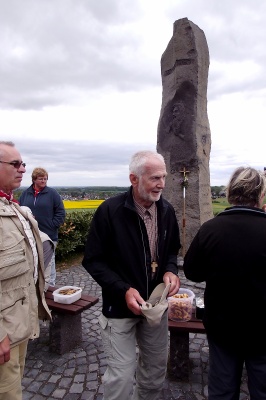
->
<box><xmin>157</xmin><ymin>18</ymin><xmax>213</xmax><ymax>258</ymax></box>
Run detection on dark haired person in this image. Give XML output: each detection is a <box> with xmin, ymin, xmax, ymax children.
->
<box><xmin>184</xmin><ymin>166</ymin><xmax>266</xmax><ymax>399</ymax></box>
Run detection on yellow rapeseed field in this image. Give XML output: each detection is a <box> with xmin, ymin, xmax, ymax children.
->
<box><xmin>63</xmin><ymin>199</ymin><xmax>104</xmax><ymax>209</ymax></box>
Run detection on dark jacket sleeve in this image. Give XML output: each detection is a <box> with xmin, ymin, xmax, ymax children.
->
<box><xmin>183</xmin><ymin>229</ymin><xmax>207</xmax><ymax>282</ymax></box>
<box><xmin>82</xmin><ymin>204</ymin><xmax>131</xmax><ymax>300</ymax></box>
<box><xmin>52</xmin><ymin>191</ymin><xmax>66</xmax><ymax>229</ymax></box>
<box><xmin>163</xmin><ymin>203</ymin><xmax>181</xmax><ymax>276</ymax></box>
<box><xmin>18</xmin><ymin>190</ymin><xmax>27</xmax><ymax>205</ymax></box>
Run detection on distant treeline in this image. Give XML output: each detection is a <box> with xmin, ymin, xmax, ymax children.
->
<box><xmin>14</xmin><ymin>186</ymin><xmax>130</xmax><ymax>200</ymax></box>
<box><xmin>17</xmin><ymin>186</ymin><xmax>130</xmax><ymax>192</ymax></box>
<box><xmin>14</xmin><ymin>185</ymin><xmax>225</xmax><ymax>200</ymax></box>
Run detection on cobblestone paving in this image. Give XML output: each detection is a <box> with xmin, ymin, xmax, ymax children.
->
<box><xmin>22</xmin><ymin>265</ymin><xmax>249</xmax><ymax>399</ymax></box>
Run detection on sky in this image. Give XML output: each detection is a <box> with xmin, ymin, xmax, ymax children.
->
<box><xmin>1</xmin><ymin>0</ymin><xmax>266</xmax><ymax>187</ymax></box>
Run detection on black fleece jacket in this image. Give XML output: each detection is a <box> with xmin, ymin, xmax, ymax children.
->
<box><xmin>82</xmin><ymin>187</ymin><xmax>181</xmax><ymax>318</ymax></box>
<box><xmin>184</xmin><ymin>206</ymin><xmax>266</xmax><ymax>354</ymax></box>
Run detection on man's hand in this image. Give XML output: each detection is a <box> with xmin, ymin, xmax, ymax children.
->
<box><xmin>125</xmin><ymin>288</ymin><xmax>145</xmax><ymax>315</ymax></box>
<box><xmin>0</xmin><ymin>335</ymin><xmax>10</xmax><ymax>365</ymax></box>
<box><xmin>163</xmin><ymin>272</ymin><xmax>180</xmax><ymax>297</ymax></box>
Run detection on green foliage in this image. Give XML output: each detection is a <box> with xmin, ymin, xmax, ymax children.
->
<box><xmin>212</xmin><ymin>198</ymin><xmax>229</xmax><ymax>215</ymax></box>
<box><xmin>211</xmin><ymin>185</ymin><xmax>226</xmax><ymax>196</ymax></box>
<box><xmin>56</xmin><ymin>210</ymin><xmax>95</xmax><ymax>261</ymax></box>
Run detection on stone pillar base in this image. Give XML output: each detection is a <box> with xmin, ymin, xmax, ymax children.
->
<box><xmin>168</xmin><ymin>330</ymin><xmax>189</xmax><ymax>380</ymax></box>
<box><xmin>49</xmin><ymin>313</ymin><xmax>82</xmax><ymax>354</ymax></box>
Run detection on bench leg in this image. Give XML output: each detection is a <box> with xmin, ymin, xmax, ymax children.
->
<box><xmin>167</xmin><ymin>330</ymin><xmax>189</xmax><ymax>380</ymax></box>
<box><xmin>49</xmin><ymin>313</ymin><xmax>82</xmax><ymax>354</ymax></box>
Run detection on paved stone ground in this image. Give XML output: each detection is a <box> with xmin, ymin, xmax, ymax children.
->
<box><xmin>22</xmin><ymin>265</ymin><xmax>249</xmax><ymax>400</ymax></box>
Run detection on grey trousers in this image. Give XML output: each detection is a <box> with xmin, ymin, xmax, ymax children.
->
<box><xmin>99</xmin><ymin>311</ymin><xmax>168</xmax><ymax>400</ymax></box>
<box><xmin>49</xmin><ymin>241</ymin><xmax>57</xmax><ymax>286</ymax></box>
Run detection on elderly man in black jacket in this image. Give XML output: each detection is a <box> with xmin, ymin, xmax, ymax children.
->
<box><xmin>82</xmin><ymin>150</ymin><xmax>181</xmax><ymax>400</ymax></box>
<box><xmin>184</xmin><ymin>166</ymin><xmax>266</xmax><ymax>400</ymax></box>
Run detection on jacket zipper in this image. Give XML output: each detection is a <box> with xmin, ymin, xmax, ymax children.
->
<box><xmin>138</xmin><ymin>216</ymin><xmax>149</xmax><ymax>299</ymax></box>
<box><xmin>3</xmin><ymin>296</ymin><xmax>27</xmax><ymax>311</ymax></box>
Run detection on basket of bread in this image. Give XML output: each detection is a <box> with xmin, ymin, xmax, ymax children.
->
<box><xmin>168</xmin><ymin>288</ymin><xmax>195</xmax><ymax>322</ymax></box>
<box><xmin>53</xmin><ymin>286</ymin><xmax>82</xmax><ymax>304</ymax></box>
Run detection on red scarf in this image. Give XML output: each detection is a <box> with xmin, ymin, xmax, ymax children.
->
<box><xmin>0</xmin><ymin>190</ymin><xmax>19</xmax><ymax>204</ymax></box>
<box><xmin>33</xmin><ymin>186</ymin><xmax>43</xmax><ymax>197</ymax></box>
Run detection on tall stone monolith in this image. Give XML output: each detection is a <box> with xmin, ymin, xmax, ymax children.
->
<box><xmin>157</xmin><ymin>18</ymin><xmax>213</xmax><ymax>261</ymax></box>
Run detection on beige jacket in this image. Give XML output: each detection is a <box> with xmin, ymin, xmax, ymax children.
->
<box><xmin>0</xmin><ymin>198</ymin><xmax>52</xmax><ymax>347</ymax></box>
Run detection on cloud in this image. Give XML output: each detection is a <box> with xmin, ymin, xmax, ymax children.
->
<box><xmin>14</xmin><ymin>138</ymin><xmax>156</xmax><ymax>187</ymax></box>
<box><xmin>1</xmin><ymin>0</ymin><xmax>266</xmax><ymax>187</ymax></box>
<box><xmin>0</xmin><ymin>0</ymin><xmax>155</xmax><ymax>110</ymax></box>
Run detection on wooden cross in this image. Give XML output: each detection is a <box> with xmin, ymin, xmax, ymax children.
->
<box><xmin>179</xmin><ymin>167</ymin><xmax>190</xmax><ymax>258</ymax></box>
<box><xmin>179</xmin><ymin>167</ymin><xmax>190</xmax><ymax>180</ymax></box>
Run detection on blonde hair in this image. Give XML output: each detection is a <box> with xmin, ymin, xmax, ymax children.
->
<box><xmin>227</xmin><ymin>166</ymin><xmax>266</xmax><ymax>207</ymax></box>
<box><xmin>32</xmin><ymin>167</ymin><xmax>48</xmax><ymax>182</ymax></box>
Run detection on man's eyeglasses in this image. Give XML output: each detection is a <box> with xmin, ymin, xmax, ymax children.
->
<box><xmin>0</xmin><ymin>160</ymin><xmax>26</xmax><ymax>169</ymax></box>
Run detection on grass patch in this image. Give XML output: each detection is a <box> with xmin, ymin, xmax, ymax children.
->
<box><xmin>212</xmin><ymin>198</ymin><xmax>229</xmax><ymax>215</ymax></box>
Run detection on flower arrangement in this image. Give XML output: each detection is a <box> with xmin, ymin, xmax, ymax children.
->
<box><xmin>180</xmin><ymin>175</ymin><xmax>189</xmax><ymax>189</ymax></box>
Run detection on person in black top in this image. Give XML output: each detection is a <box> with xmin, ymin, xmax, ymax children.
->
<box><xmin>184</xmin><ymin>166</ymin><xmax>266</xmax><ymax>400</ymax></box>
<box><xmin>82</xmin><ymin>150</ymin><xmax>181</xmax><ymax>400</ymax></box>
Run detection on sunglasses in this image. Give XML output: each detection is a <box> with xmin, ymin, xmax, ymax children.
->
<box><xmin>0</xmin><ymin>160</ymin><xmax>26</xmax><ymax>169</ymax></box>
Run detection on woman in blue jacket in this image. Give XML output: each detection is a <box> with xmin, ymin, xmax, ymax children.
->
<box><xmin>19</xmin><ymin>167</ymin><xmax>65</xmax><ymax>286</ymax></box>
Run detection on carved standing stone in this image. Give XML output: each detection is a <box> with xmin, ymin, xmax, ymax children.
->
<box><xmin>157</xmin><ymin>18</ymin><xmax>213</xmax><ymax>259</ymax></box>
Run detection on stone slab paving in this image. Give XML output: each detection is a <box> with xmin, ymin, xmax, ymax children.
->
<box><xmin>22</xmin><ymin>265</ymin><xmax>249</xmax><ymax>400</ymax></box>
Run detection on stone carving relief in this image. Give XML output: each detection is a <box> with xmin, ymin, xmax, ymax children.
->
<box><xmin>158</xmin><ymin>80</ymin><xmax>197</xmax><ymax>172</ymax></box>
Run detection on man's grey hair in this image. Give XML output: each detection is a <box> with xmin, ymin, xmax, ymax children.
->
<box><xmin>129</xmin><ymin>150</ymin><xmax>165</xmax><ymax>177</ymax></box>
<box><xmin>0</xmin><ymin>141</ymin><xmax>15</xmax><ymax>146</ymax></box>
<box><xmin>0</xmin><ymin>141</ymin><xmax>15</xmax><ymax>159</ymax></box>
<box><xmin>226</xmin><ymin>166</ymin><xmax>266</xmax><ymax>207</ymax></box>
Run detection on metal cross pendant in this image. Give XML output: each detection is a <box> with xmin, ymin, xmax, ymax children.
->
<box><xmin>151</xmin><ymin>261</ymin><xmax>158</xmax><ymax>273</ymax></box>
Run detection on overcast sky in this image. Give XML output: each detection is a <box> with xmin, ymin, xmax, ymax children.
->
<box><xmin>1</xmin><ymin>0</ymin><xmax>266</xmax><ymax>187</ymax></box>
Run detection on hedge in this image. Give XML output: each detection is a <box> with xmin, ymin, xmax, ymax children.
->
<box><xmin>56</xmin><ymin>210</ymin><xmax>95</xmax><ymax>260</ymax></box>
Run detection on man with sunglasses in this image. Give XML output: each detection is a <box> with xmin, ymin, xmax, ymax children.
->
<box><xmin>0</xmin><ymin>141</ymin><xmax>51</xmax><ymax>400</ymax></box>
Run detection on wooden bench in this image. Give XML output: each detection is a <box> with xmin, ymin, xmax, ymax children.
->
<box><xmin>168</xmin><ymin>309</ymin><xmax>206</xmax><ymax>380</ymax></box>
<box><xmin>45</xmin><ymin>286</ymin><xmax>99</xmax><ymax>354</ymax></box>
